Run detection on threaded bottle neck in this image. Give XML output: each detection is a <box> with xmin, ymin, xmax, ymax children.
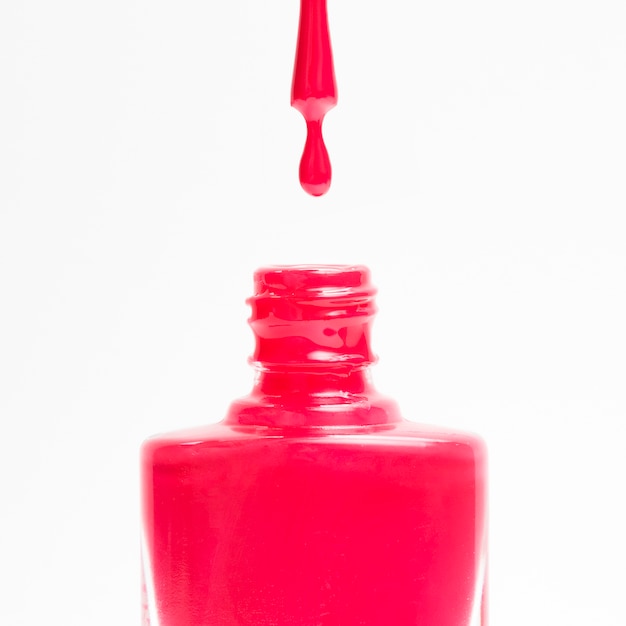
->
<box><xmin>225</xmin><ymin>265</ymin><xmax>401</xmax><ymax>427</ymax></box>
<box><xmin>247</xmin><ymin>265</ymin><xmax>377</xmax><ymax>373</ymax></box>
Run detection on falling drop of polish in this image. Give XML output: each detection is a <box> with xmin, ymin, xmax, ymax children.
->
<box><xmin>291</xmin><ymin>0</ymin><xmax>337</xmax><ymax>196</ymax></box>
<box><xmin>300</xmin><ymin>119</ymin><xmax>331</xmax><ymax>196</ymax></box>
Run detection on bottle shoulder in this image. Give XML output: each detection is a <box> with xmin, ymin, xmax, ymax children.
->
<box><xmin>141</xmin><ymin>417</ymin><xmax>486</xmax><ymax>459</ymax></box>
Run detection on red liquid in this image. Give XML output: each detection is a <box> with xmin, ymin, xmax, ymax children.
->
<box><xmin>141</xmin><ymin>266</ymin><xmax>488</xmax><ymax>626</ymax></box>
<box><xmin>292</xmin><ymin>0</ymin><xmax>337</xmax><ymax>196</ymax></box>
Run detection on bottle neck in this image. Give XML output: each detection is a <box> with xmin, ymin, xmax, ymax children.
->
<box><xmin>224</xmin><ymin>265</ymin><xmax>401</xmax><ymax>427</ymax></box>
<box><xmin>227</xmin><ymin>364</ymin><xmax>401</xmax><ymax>428</ymax></box>
<box><xmin>253</xmin><ymin>364</ymin><xmax>373</xmax><ymax>398</ymax></box>
<box><xmin>245</xmin><ymin>315</ymin><xmax>380</xmax><ymax>418</ymax></box>
<box><xmin>249</xmin><ymin>314</ymin><xmax>377</xmax><ymax>372</ymax></box>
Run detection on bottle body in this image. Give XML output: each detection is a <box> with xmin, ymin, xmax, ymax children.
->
<box><xmin>142</xmin><ymin>418</ymin><xmax>486</xmax><ymax>626</ymax></box>
<box><xmin>141</xmin><ymin>266</ymin><xmax>487</xmax><ymax>626</ymax></box>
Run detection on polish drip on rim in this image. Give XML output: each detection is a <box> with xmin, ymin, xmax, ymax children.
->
<box><xmin>248</xmin><ymin>266</ymin><xmax>377</xmax><ymax>369</ymax></box>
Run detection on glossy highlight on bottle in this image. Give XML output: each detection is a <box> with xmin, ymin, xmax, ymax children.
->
<box><xmin>141</xmin><ymin>266</ymin><xmax>488</xmax><ymax>626</ymax></box>
<box><xmin>292</xmin><ymin>0</ymin><xmax>337</xmax><ymax>196</ymax></box>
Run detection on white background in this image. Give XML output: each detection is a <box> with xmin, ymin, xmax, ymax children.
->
<box><xmin>1</xmin><ymin>0</ymin><xmax>625</xmax><ymax>624</ymax></box>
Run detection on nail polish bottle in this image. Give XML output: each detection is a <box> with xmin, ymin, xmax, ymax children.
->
<box><xmin>141</xmin><ymin>265</ymin><xmax>487</xmax><ymax>626</ymax></box>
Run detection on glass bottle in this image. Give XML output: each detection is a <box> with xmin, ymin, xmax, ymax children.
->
<box><xmin>141</xmin><ymin>265</ymin><xmax>488</xmax><ymax>626</ymax></box>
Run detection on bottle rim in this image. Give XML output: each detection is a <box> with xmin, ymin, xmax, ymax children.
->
<box><xmin>249</xmin><ymin>265</ymin><xmax>376</xmax><ymax>316</ymax></box>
